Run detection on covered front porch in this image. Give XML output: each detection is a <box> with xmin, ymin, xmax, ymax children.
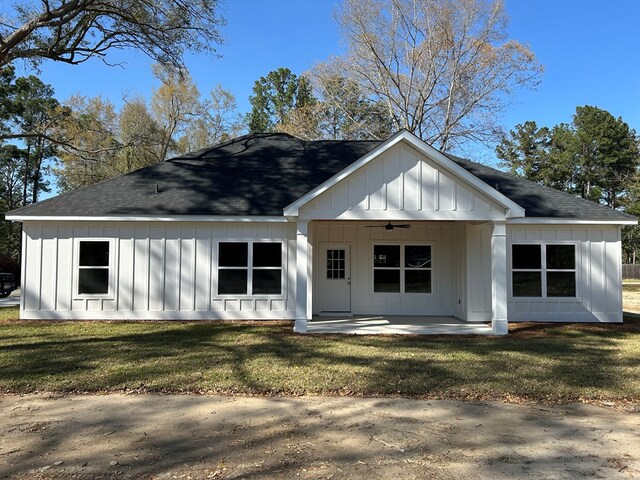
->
<box><xmin>307</xmin><ymin>315</ymin><xmax>494</xmax><ymax>335</ymax></box>
<box><xmin>292</xmin><ymin>218</ymin><xmax>510</xmax><ymax>335</ymax></box>
<box><xmin>285</xmin><ymin>131</ymin><xmax>523</xmax><ymax>335</ymax></box>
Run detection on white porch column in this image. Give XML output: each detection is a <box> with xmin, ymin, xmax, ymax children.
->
<box><xmin>491</xmin><ymin>221</ymin><xmax>509</xmax><ymax>335</ymax></box>
<box><xmin>294</xmin><ymin>221</ymin><xmax>310</xmax><ymax>333</ymax></box>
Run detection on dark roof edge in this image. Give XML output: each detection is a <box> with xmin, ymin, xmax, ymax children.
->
<box><xmin>443</xmin><ymin>152</ymin><xmax>637</xmax><ymax>221</ymax></box>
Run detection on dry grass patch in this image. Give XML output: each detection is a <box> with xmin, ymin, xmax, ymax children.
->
<box><xmin>623</xmin><ymin>281</ymin><xmax>640</xmax><ymax>313</ymax></box>
<box><xmin>0</xmin><ymin>305</ymin><xmax>638</xmax><ymax>404</ymax></box>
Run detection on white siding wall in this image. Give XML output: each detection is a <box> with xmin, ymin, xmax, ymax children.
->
<box><xmin>21</xmin><ymin>221</ymin><xmax>297</xmax><ymax>320</ymax></box>
<box><xmin>312</xmin><ymin>222</ymin><xmax>458</xmax><ymax>316</ymax></box>
<box><xmin>465</xmin><ymin>223</ymin><xmax>493</xmax><ymax>322</ymax></box>
<box><xmin>300</xmin><ymin>144</ymin><xmax>505</xmax><ymax>221</ymax></box>
<box><xmin>20</xmin><ymin>221</ymin><xmax>624</xmax><ymax>323</ymax></box>
<box><xmin>507</xmin><ymin>225</ymin><xmax>623</xmax><ymax>323</ymax></box>
<box><xmin>451</xmin><ymin>223</ymin><xmax>468</xmax><ymax>320</ymax></box>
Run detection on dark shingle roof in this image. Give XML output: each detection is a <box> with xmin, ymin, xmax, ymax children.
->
<box><xmin>7</xmin><ymin>133</ymin><xmax>635</xmax><ymax>221</ymax></box>
<box><xmin>445</xmin><ymin>154</ymin><xmax>636</xmax><ymax>220</ymax></box>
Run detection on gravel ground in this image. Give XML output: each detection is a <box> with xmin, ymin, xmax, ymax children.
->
<box><xmin>1</xmin><ymin>394</ymin><xmax>639</xmax><ymax>479</ymax></box>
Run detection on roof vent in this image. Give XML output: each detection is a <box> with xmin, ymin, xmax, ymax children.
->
<box><xmin>155</xmin><ymin>184</ymin><xmax>160</xmax><ymax>194</ymax></box>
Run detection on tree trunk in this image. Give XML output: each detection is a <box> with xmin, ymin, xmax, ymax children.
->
<box><xmin>31</xmin><ymin>139</ymin><xmax>44</xmax><ymax>204</ymax></box>
<box><xmin>22</xmin><ymin>142</ymin><xmax>31</xmax><ymax>205</ymax></box>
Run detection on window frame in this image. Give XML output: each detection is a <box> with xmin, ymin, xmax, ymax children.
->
<box><xmin>215</xmin><ymin>240</ymin><xmax>285</xmax><ymax>297</ymax></box>
<box><xmin>326</xmin><ymin>248</ymin><xmax>346</xmax><ymax>280</ymax></box>
<box><xmin>371</xmin><ymin>242</ymin><xmax>434</xmax><ymax>295</ymax></box>
<box><xmin>74</xmin><ymin>238</ymin><xmax>114</xmax><ymax>299</ymax></box>
<box><xmin>509</xmin><ymin>241</ymin><xmax>578</xmax><ymax>299</ymax></box>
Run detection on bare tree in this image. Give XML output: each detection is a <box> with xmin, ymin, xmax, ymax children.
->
<box><xmin>176</xmin><ymin>85</ymin><xmax>244</xmax><ymax>153</ymax></box>
<box><xmin>0</xmin><ymin>0</ymin><xmax>224</xmax><ymax>69</ymax></box>
<box><xmin>53</xmin><ymin>94</ymin><xmax>121</xmax><ymax>191</ymax></box>
<box><xmin>327</xmin><ymin>0</ymin><xmax>542</xmax><ymax>151</ymax></box>
<box><xmin>116</xmin><ymin>97</ymin><xmax>164</xmax><ymax>169</ymax></box>
<box><xmin>150</xmin><ymin>63</ymin><xmax>201</xmax><ymax>160</ymax></box>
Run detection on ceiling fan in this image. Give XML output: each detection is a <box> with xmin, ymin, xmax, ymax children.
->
<box><xmin>365</xmin><ymin>221</ymin><xmax>411</xmax><ymax>231</ymax></box>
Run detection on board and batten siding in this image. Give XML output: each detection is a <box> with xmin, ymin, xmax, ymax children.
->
<box><xmin>298</xmin><ymin>143</ymin><xmax>506</xmax><ymax>221</ymax></box>
<box><xmin>19</xmin><ymin>221</ymin><xmax>624</xmax><ymax>323</ymax></box>
<box><xmin>506</xmin><ymin>225</ymin><xmax>623</xmax><ymax>323</ymax></box>
<box><xmin>465</xmin><ymin>223</ymin><xmax>493</xmax><ymax>322</ymax></box>
<box><xmin>21</xmin><ymin>221</ymin><xmax>297</xmax><ymax>320</ymax></box>
<box><xmin>312</xmin><ymin>221</ymin><xmax>464</xmax><ymax>317</ymax></box>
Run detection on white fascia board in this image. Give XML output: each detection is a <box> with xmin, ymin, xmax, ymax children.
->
<box><xmin>5</xmin><ymin>214</ymin><xmax>289</xmax><ymax>223</ymax></box>
<box><xmin>283</xmin><ymin>130</ymin><xmax>525</xmax><ymax>218</ymax></box>
<box><xmin>508</xmin><ymin>217</ymin><xmax>638</xmax><ymax>225</ymax></box>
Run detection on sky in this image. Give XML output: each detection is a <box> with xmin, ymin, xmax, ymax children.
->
<box><xmin>16</xmin><ymin>0</ymin><xmax>640</xmax><ymax>191</ymax></box>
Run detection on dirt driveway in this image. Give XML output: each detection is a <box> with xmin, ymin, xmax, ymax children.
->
<box><xmin>1</xmin><ymin>395</ymin><xmax>639</xmax><ymax>479</ymax></box>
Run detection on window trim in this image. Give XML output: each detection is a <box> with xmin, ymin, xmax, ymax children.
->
<box><xmin>509</xmin><ymin>241</ymin><xmax>578</xmax><ymax>299</ymax></box>
<box><xmin>215</xmin><ymin>240</ymin><xmax>285</xmax><ymax>297</ymax></box>
<box><xmin>371</xmin><ymin>242</ymin><xmax>434</xmax><ymax>295</ymax></box>
<box><xmin>73</xmin><ymin>238</ymin><xmax>115</xmax><ymax>299</ymax></box>
<box><xmin>326</xmin><ymin>248</ymin><xmax>346</xmax><ymax>280</ymax></box>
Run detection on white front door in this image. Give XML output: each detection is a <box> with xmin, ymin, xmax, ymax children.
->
<box><xmin>320</xmin><ymin>245</ymin><xmax>351</xmax><ymax>313</ymax></box>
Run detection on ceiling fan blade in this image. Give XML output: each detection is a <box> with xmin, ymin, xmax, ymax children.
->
<box><xmin>365</xmin><ymin>222</ymin><xmax>412</xmax><ymax>229</ymax></box>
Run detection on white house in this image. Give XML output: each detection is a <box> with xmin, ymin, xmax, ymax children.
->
<box><xmin>6</xmin><ymin>130</ymin><xmax>636</xmax><ymax>334</ymax></box>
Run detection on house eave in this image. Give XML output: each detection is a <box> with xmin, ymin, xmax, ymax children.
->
<box><xmin>507</xmin><ymin>217</ymin><xmax>638</xmax><ymax>225</ymax></box>
<box><xmin>5</xmin><ymin>214</ymin><xmax>291</xmax><ymax>223</ymax></box>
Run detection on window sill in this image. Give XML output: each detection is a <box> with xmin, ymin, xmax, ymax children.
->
<box><xmin>510</xmin><ymin>296</ymin><xmax>578</xmax><ymax>300</ymax></box>
<box><xmin>373</xmin><ymin>292</ymin><xmax>434</xmax><ymax>296</ymax></box>
<box><xmin>73</xmin><ymin>294</ymin><xmax>114</xmax><ymax>300</ymax></box>
<box><xmin>213</xmin><ymin>294</ymin><xmax>286</xmax><ymax>299</ymax></box>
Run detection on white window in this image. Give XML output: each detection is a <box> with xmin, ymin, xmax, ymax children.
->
<box><xmin>373</xmin><ymin>244</ymin><xmax>432</xmax><ymax>293</ymax></box>
<box><xmin>511</xmin><ymin>244</ymin><xmax>576</xmax><ymax>298</ymax></box>
<box><xmin>327</xmin><ymin>249</ymin><xmax>345</xmax><ymax>279</ymax></box>
<box><xmin>218</xmin><ymin>242</ymin><xmax>282</xmax><ymax>295</ymax></box>
<box><xmin>77</xmin><ymin>240</ymin><xmax>111</xmax><ymax>295</ymax></box>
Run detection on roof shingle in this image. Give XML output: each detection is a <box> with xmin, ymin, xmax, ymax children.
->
<box><xmin>7</xmin><ymin>133</ymin><xmax>635</xmax><ymax>221</ymax></box>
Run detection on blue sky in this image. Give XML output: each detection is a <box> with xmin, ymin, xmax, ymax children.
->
<box><xmin>25</xmin><ymin>0</ymin><xmax>640</xmax><ymax>161</ymax></box>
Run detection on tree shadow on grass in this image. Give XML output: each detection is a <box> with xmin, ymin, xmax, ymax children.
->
<box><xmin>0</xmin><ymin>320</ymin><xmax>638</xmax><ymax>399</ymax></box>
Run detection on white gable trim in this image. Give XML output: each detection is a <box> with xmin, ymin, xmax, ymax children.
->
<box><xmin>283</xmin><ymin>130</ymin><xmax>525</xmax><ymax>219</ymax></box>
<box><xmin>508</xmin><ymin>217</ymin><xmax>637</xmax><ymax>225</ymax></box>
<box><xmin>5</xmin><ymin>214</ymin><xmax>289</xmax><ymax>223</ymax></box>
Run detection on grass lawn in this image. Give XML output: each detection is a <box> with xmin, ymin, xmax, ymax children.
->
<box><xmin>1</xmin><ymin>305</ymin><xmax>639</xmax><ymax>403</ymax></box>
<box><xmin>622</xmin><ymin>280</ymin><xmax>640</xmax><ymax>313</ymax></box>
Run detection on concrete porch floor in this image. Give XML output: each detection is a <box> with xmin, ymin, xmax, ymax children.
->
<box><xmin>307</xmin><ymin>315</ymin><xmax>494</xmax><ymax>335</ymax></box>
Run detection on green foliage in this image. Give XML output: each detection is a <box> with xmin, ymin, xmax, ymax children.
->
<box><xmin>0</xmin><ymin>67</ymin><xmax>64</xmax><ymax>269</ymax></box>
<box><xmin>497</xmin><ymin>106</ymin><xmax>640</xmax><ymax>208</ymax></box>
<box><xmin>622</xmin><ymin>226</ymin><xmax>640</xmax><ymax>263</ymax></box>
<box><xmin>496</xmin><ymin>121</ymin><xmax>575</xmax><ymax>192</ymax></box>
<box><xmin>248</xmin><ymin>68</ymin><xmax>317</xmax><ymax>133</ymax></box>
<box><xmin>572</xmin><ymin>106</ymin><xmax>639</xmax><ymax>208</ymax></box>
<box><xmin>497</xmin><ymin>106</ymin><xmax>640</xmax><ymax>262</ymax></box>
<box><xmin>496</xmin><ymin>121</ymin><xmax>552</xmax><ymax>181</ymax></box>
